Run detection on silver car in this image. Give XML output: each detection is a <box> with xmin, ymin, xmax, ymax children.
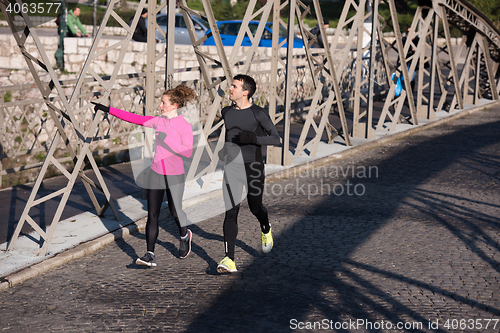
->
<box><xmin>146</xmin><ymin>13</ymin><xmax>209</xmax><ymax>45</ymax></box>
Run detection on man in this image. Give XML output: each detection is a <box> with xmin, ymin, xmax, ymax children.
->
<box><xmin>310</xmin><ymin>18</ymin><xmax>329</xmax><ymax>48</ymax></box>
<box><xmin>132</xmin><ymin>9</ymin><xmax>148</xmax><ymax>43</ymax></box>
<box><xmin>66</xmin><ymin>6</ymin><xmax>90</xmax><ymax>38</ymax></box>
<box><xmin>217</xmin><ymin>74</ymin><xmax>281</xmax><ymax>273</ymax></box>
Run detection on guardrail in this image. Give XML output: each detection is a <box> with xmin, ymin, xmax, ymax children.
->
<box><xmin>0</xmin><ymin>52</ymin><xmax>341</xmax><ymax>187</ymax></box>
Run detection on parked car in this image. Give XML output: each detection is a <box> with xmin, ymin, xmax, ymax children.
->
<box><xmin>203</xmin><ymin>20</ymin><xmax>304</xmax><ymax>48</ymax></box>
<box><xmin>146</xmin><ymin>13</ymin><xmax>210</xmax><ymax>45</ymax></box>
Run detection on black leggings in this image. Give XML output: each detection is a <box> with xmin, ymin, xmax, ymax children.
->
<box><xmin>222</xmin><ymin>161</ymin><xmax>270</xmax><ymax>261</ymax></box>
<box><xmin>145</xmin><ymin>173</ymin><xmax>188</xmax><ymax>253</ymax></box>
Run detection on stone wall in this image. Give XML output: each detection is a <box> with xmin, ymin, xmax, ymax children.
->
<box><xmin>0</xmin><ymin>29</ymin><xmax>295</xmax><ymax>86</ymax></box>
<box><xmin>0</xmin><ymin>19</ymin><xmax>459</xmax><ymax>87</ymax></box>
<box><xmin>0</xmin><ymin>26</ymin><xmax>461</xmax><ymax>106</ymax></box>
<box><xmin>0</xmin><ymin>29</ymin><xmax>312</xmax><ymax>109</ymax></box>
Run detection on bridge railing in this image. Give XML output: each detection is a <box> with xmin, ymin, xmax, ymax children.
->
<box><xmin>0</xmin><ymin>52</ymin><xmax>341</xmax><ymax>187</ymax></box>
<box><xmin>3</xmin><ymin>0</ymin><xmax>500</xmax><ymax>255</ymax></box>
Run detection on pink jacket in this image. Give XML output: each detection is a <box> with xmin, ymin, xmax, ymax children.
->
<box><xmin>110</xmin><ymin>107</ymin><xmax>193</xmax><ymax>175</ymax></box>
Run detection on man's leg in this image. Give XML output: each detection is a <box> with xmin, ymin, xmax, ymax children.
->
<box><xmin>245</xmin><ymin>161</ymin><xmax>273</xmax><ymax>253</ymax></box>
<box><xmin>222</xmin><ymin>204</ymin><xmax>240</xmax><ymax>261</ymax></box>
<box><xmin>245</xmin><ymin>162</ymin><xmax>270</xmax><ymax>233</ymax></box>
<box><xmin>222</xmin><ymin>165</ymin><xmax>245</xmax><ymax>261</ymax></box>
<box><xmin>217</xmin><ymin>170</ymin><xmax>243</xmax><ymax>272</ymax></box>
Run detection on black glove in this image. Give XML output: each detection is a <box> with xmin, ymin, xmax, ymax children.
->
<box><xmin>91</xmin><ymin>102</ymin><xmax>110</xmax><ymax>113</ymax></box>
<box><xmin>233</xmin><ymin>130</ymin><xmax>257</xmax><ymax>144</ymax></box>
<box><xmin>157</xmin><ymin>132</ymin><xmax>167</xmax><ymax>142</ymax></box>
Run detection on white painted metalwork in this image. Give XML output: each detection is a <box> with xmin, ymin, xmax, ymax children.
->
<box><xmin>2</xmin><ymin>0</ymin><xmax>499</xmax><ymax>254</ymax></box>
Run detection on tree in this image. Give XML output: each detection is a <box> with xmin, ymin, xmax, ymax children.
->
<box><xmin>468</xmin><ymin>0</ymin><xmax>500</xmax><ymax>27</ymax></box>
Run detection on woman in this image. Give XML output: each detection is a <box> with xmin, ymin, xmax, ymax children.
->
<box><xmin>92</xmin><ymin>85</ymin><xmax>196</xmax><ymax>267</ymax></box>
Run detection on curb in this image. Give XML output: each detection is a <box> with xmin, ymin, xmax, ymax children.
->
<box><xmin>1</xmin><ymin>101</ymin><xmax>498</xmax><ymax>291</ymax></box>
<box><xmin>1</xmin><ymin>218</ymin><xmax>147</xmax><ymax>292</ymax></box>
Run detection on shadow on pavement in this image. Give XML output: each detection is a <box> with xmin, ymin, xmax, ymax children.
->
<box><xmin>1</xmin><ymin>163</ymin><xmax>140</xmax><ymax>246</ymax></box>
<box><xmin>184</xmin><ymin>117</ymin><xmax>500</xmax><ymax>332</ymax></box>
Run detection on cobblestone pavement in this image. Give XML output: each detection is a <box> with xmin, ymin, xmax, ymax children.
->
<box><xmin>1</xmin><ymin>107</ymin><xmax>499</xmax><ymax>333</ymax></box>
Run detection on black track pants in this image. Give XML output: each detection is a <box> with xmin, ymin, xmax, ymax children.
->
<box><xmin>145</xmin><ymin>173</ymin><xmax>188</xmax><ymax>253</ymax></box>
<box><xmin>222</xmin><ymin>161</ymin><xmax>270</xmax><ymax>261</ymax></box>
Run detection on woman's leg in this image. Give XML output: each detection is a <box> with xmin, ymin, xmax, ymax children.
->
<box><xmin>146</xmin><ymin>188</ymin><xmax>165</xmax><ymax>253</ymax></box>
<box><xmin>164</xmin><ymin>174</ymin><xmax>188</xmax><ymax>237</ymax></box>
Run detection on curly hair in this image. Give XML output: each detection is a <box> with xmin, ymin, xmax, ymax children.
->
<box><xmin>163</xmin><ymin>85</ymin><xmax>197</xmax><ymax>109</ymax></box>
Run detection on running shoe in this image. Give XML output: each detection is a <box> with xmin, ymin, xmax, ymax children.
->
<box><xmin>136</xmin><ymin>252</ymin><xmax>156</xmax><ymax>267</ymax></box>
<box><xmin>261</xmin><ymin>227</ymin><xmax>273</xmax><ymax>253</ymax></box>
<box><xmin>179</xmin><ymin>229</ymin><xmax>192</xmax><ymax>259</ymax></box>
<box><xmin>217</xmin><ymin>256</ymin><xmax>237</xmax><ymax>273</ymax></box>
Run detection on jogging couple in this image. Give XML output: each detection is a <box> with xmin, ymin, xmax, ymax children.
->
<box><xmin>92</xmin><ymin>74</ymin><xmax>280</xmax><ymax>273</ymax></box>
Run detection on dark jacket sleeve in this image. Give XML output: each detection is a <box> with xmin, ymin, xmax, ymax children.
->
<box><xmin>310</xmin><ymin>25</ymin><xmax>324</xmax><ymax>48</ymax></box>
<box><xmin>133</xmin><ymin>17</ymin><xmax>148</xmax><ymax>41</ymax></box>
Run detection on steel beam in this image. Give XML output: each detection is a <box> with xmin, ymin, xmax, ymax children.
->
<box><xmin>4</xmin><ymin>0</ymin><xmax>500</xmax><ymax>256</ymax></box>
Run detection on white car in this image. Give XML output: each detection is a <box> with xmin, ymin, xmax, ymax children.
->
<box><xmin>146</xmin><ymin>13</ymin><xmax>210</xmax><ymax>45</ymax></box>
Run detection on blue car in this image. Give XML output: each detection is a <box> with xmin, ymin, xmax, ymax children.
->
<box><xmin>203</xmin><ymin>20</ymin><xmax>304</xmax><ymax>48</ymax></box>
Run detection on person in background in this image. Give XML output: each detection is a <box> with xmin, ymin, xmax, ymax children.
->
<box><xmin>66</xmin><ymin>6</ymin><xmax>90</xmax><ymax>38</ymax></box>
<box><xmin>310</xmin><ymin>18</ymin><xmax>329</xmax><ymax>48</ymax></box>
<box><xmin>92</xmin><ymin>85</ymin><xmax>196</xmax><ymax>267</ymax></box>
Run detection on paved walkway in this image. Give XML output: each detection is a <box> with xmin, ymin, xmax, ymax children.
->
<box><xmin>0</xmin><ymin>103</ymin><xmax>499</xmax><ymax>332</ymax></box>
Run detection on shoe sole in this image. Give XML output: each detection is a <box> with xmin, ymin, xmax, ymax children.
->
<box><xmin>262</xmin><ymin>242</ymin><xmax>273</xmax><ymax>253</ymax></box>
<box><xmin>262</xmin><ymin>228</ymin><xmax>273</xmax><ymax>253</ymax></box>
<box><xmin>217</xmin><ymin>264</ymin><xmax>237</xmax><ymax>273</ymax></box>
<box><xmin>136</xmin><ymin>258</ymin><xmax>157</xmax><ymax>267</ymax></box>
<box><xmin>179</xmin><ymin>229</ymin><xmax>192</xmax><ymax>259</ymax></box>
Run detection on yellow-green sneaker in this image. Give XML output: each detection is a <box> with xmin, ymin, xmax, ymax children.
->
<box><xmin>217</xmin><ymin>256</ymin><xmax>237</xmax><ymax>273</ymax></box>
<box><xmin>261</xmin><ymin>227</ymin><xmax>273</xmax><ymax>253</ymax></box>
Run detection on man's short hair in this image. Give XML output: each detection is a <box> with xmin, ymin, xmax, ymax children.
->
<box><xmin>72</xmin><ymin>6</ymin><xmax>80</xmax><ymax>12</ymax></box>
<box><xmin>234</xmin><ymin>74</ymin><xmax>256</xmax><ymax>99</ymax></box>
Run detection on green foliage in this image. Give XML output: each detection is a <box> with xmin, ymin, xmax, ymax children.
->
<box><xmin>103</xmin><ymin>153</ymin><xmax>117</xmax><ymax>166</ymax></box>
<box><xmin>299</xmin><ymin>0</ymin><xmax>348</xmax><ymax>28</ymax></box>
<box><xmin>0</xmin><ymin>0</ymin><xmax>499</xmax><ymax>30</ymax></box>
<box><xmin>186</xmin><ymin>0</ymin><xmax>205</xmax><ymax>12</ymax></box>
<box><xmin>232</xmin><ymin>0</ymin><xmax>253</xmax><ymax>19</ymax></box>
<box><xmin>210</xmin><ymin>0</ymin><xmax>233</xmax><ymax>21</ymax></box>
<box><xmin>185</xmin><ymin>0</ymin><xmax>260</xmax><ymax>21</ymax></box>
<box><xmin>468</xmin><ymin>0</ymin><xmax>500</xmax><ymax>25</ymax></box>
<box><xmin>93</xmin><ymin>154</ymin><xmax>102</xmax><ymax>167</ymax></box>
<box><xmin>75</xmin><ymin>4</ymin><xmax>136</xmax><ymax>27</ymax></box>
<box><xmin>35</xmin><ymin>153</ymin><xmax>46</xmax><ymax>162</ymax></box>
<box><xmin>4</xmin><ymin>91</ymin><xmax>12</xmax><ymax>103</ymax></box>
